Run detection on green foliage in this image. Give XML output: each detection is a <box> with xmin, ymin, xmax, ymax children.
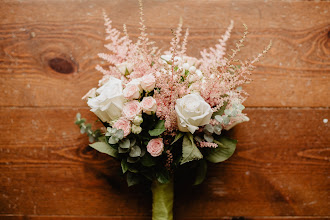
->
<box><xmin>180</xmin><ymin>133</ymin><xmax>203</xmax><ymax>165</ymax></box>
<box><xmin>206</xmin><ymin>136</ymin><xmax>237</xmax><ymax>163</ymax></box>
<box><xmin>75</xmin><ymin>113</ymin><xmax>103</xmax><ymax>143</ymax></box>
<box><xmin>140</xmin><ymin>153</ymin><xmax>157</xmax><ymax>167</ymax></box>
<box><xmin>212</xmin><ymin>102</ymin><xmax>228</xmax><ymax>118</ymax></box>
<box><xmin>194</xmin><ymin>159</ymin><xmax>207</xmax><ymax>185</ymax></box>
<box><xmin>89</xmin><ymin>142</ymin><xmax>118</xmax><ymax>158</ymax></box>
<box><xmin>171</xmin><ymin>132</ymin><xmax>183</xmax><ymax>145</ymax></box>
<box><xmin>126</xmin><ymin>172</ymin><xmax>140</xmax><ymax>187</ymax></box>
<box><xmin>156</xmin><ymin>167</ymin><xmax>170</xmax><ymax>184</ymax></box>
<box><xmin>149</xmin><ymin>120</ymin><xmax>165</xmax><ymax>136</ymax></box>
<box><xmin>121</xmin><ymin>159</ymin><xmax>128</xmax><ymax>173</ymax></box>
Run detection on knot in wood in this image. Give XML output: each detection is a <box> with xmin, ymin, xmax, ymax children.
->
<box><xmin>48</xmin><ymin>57</ymin><xmax>75</xmax><ymax>74</ymax></box>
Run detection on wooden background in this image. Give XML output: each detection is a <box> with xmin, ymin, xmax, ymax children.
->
<box><xmin>0</xmin><ymin>0</ymin><xmax>329</xmax><ymax>219</ymax></box>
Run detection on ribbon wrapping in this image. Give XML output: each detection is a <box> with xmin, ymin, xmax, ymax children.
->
<box><xmin>151</xmin><ymin>178</ymin><xmax>174</xmax><ymax>220</ymax></box>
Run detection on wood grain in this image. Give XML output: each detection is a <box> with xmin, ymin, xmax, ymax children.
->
<box><xmin>0</xmin><ymin>1</ymin><xmax>329</xmax><ymax>107</ymax></box>
<box><xmin>0</xmin><ymin>108</ymin><xmax>328</xmax><ymax>217</ymax></box>
<box><xmin>0</xmin><ymin>0</ymin><xmax>329</xmax><ymax>219</ymax></box>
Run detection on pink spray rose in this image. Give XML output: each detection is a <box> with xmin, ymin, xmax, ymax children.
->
<box><xmin>123</xmin><ymin>84</ymin><xmax>141</xmax><ymax>100</ymax></box>
<box><xmin>147</xmin><ymin>138</ymin><xmax>164</xmax><ymax>157</ymax></box>
<box><xmin>140</xmin><ymin>97</ymin><xmax>157</xmax><ymax>115</ymax></box>
<box><xmin>113</xmin><ymin>118</ymin><xmax>131</xmax><ymax>137</ymax></box>
<box><xmin>141</xmin><ymin>74</ymin><xmax>156</xmax><ymax>92</ymax></box>
<box><xmin>122</xmin><ymin>100</ymin><xmax>142</xmax><ymax>120</ymax></box>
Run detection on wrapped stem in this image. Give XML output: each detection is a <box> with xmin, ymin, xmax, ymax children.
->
<box><xmin>151</xmin><ymin>178</ymin><xmax>174</xmax><ymax>220</ymax></box>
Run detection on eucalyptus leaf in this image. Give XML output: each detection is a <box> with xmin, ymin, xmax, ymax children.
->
<box><xmin>204</xmin><ymin>133</ymin><xmax>214</xmax><ymax>143</ymax></box>
<box><xmin>108</xmin><ymin>136</ymin><xmax>119</xmax><ymax>144</ymax></box>
<box><xmin>89</xmin><ymin>142</ymin><xmax>118</xmax><ymax>158</ymax></box>
<box><xmin>171</xmin><ymin>132</ymin><xmax>183</xmax><ymax>145</ymax></box>
<box><xmin>140</xmin><ymin>146</ymin><xmax>146</xmax><ymax>157</ymax></box>
<box><xmin>114</xmin><ymin>129</ymin><xmax>124</xmax><ymax>139</ymax></box>
<box><xmin>129</xmin><ymin>145</ymin><xmax>142</xmax><ymax>158</ymax></box>
<box><xmin>204</xmin><ymin>124</ymin><xmax>214</xmax><ymax>134</ymax></box>
<box><xmin>180</xmin><ymin>133</ymin><xmax>203</xmax><ymax>165</ymax></box>
<box><xmin>149</xmin><ymin>120</ymin><xmax>165</xmax><ymax>136</ymax></box>
<box><xmin>194</xmin><ymin>159</ymin><xmax>207</xmax><ymax>185</ymax></box>
<box><xmin>119</xmin><ymin>139</ymin><xmax>130</xmax><ymax>149</ymax></box>
<box><xmin>118</xmin><ymin>147</ymin><xmax>129</xmax><ymax>153</ymax></box>
<box><xmin>127</xmin><ymin>156</ymin><xmax>140</xmax><ymax>163</ymax></box>
<box><xmin>206</xmin><ymin>136</ymin><xmax>237</xmax><ymax>163</ymax></box>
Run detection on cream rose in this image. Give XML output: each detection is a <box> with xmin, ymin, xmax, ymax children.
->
<box><xmin>87</xmin><ymin>77</ymin><xmax>125</xmax><ymax>123</ymax></box>
<box><xmin>140</xmin><ymin>97</ymin><xmax>157</xmax><ymax>115</ymax></box>
<box><xmin>147</xmin><ymin>138</ymin><xmax>164</xmax><ymax>157</ymax></box>
<box><xmin>175</xmin><ymin>93</ymin><xmax>213</xmax><ymax>134</ymax></box>
<box><xmin>116</xmin><ymin>62</ymin><xmax>133</xmax><ymax>75</ymax></box>
<box><xmin>141</xmin><ymin>74</ymin><xmax>156</xmax><ymax>92</ymax></box>
<box><xmin>113</xmin><ymin>118</ymin><xmax>131</xmax><ymax>137</ymax></box>
<box><xmin>122</xmin><ymin>100</ymin><xmax>142</xmax><ymax>121</ymax></box>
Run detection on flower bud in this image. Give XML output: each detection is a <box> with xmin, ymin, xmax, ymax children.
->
<box><xmin>131</xmin><ymin>124</ymin><xmax>142</xmax><ymax>134</ymax></box>
<box><xmin>133</xmin><ymin>115</ymin><xmax>143</xmax><ymax>125</ymax></box>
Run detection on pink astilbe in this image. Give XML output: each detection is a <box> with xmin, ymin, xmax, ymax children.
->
<box><xmin>199</xmin><ymin>20</ymin><xmax>234</xmax><ymax>72</ymax></box>
<box><xmin>154</xmin><ymin>24</ymin><xmax>190</xmax><ymax>132</ymax></box>
<box><xmin>97</xmin><ymin>3</ymin><xmax>161</xmax><ymax>82</ymax></box>
<box><xmin>199</xmin><ymin>142</ymin><xmax>218</xmax><ymax>148</ymax></box>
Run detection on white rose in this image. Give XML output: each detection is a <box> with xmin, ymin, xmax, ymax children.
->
<box><xmin>87</xmin><ymin>77</ymin><xmax>125</xmax><ymax>123</ymax></box>
<box><xmin>175</xmin><ymin>93</ymin><xmax>213</xmax><ymax>134</ymax></box>
<box><xmin>116</xmin><ymin>62</ymin><xmax>134</xmax><ymax>75</ymax></box>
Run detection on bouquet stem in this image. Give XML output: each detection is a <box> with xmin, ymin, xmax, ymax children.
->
<box><xmin>151</xmin><ymin>178</ymin><xmax>174</xmax><ymax>220</ymax></box>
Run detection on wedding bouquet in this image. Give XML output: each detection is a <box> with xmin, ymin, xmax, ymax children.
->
<box><xmin>75</xmin><ymin>1</ymin><xmax>271</xmax><ymax>219</ymax></box>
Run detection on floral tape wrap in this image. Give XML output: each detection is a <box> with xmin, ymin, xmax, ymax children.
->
<box><xmin>151</xmin><ymin>179</ymin><xmax>174</xmax><ymax>220</ymax></box>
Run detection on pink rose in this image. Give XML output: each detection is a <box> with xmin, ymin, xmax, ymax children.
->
<box><xmin>113</xmin><ymin>118</ymin><xmax>131</xmax><ymax>137</ymax></box>
<box><xmin>123</xmin><ymin>84</ymin><xmax>141</xmax><ymax>100</ymax></box>
<box><xmin>141</xmin><ymin>74</ymin><xmax>156</xmax><ymax>92</ymax></box>
<box><xmin>147</xmin><ymin>138</ymin><xmax>164</xmax><ymax>157</ymax></box>
<box><xmin>122</xmin><ymin>100</ymin><xmax>142</xmax><ymax>120</ymax></box>
<box><xmin>140</xmin><ymin>97</ymin><xmax>157</xmax><ymax>115</ymax></box>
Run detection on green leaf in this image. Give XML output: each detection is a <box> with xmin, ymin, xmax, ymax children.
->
<box><xmin>206</xmin><ymin>136</ymin><xmax>237</xmax><ymax>163</ymax></box>
<box><xmin>149</xmin><ymin>120</ymin><xmax>166</xmax><ymax>136</ymax></box>
<box><xmin>194</xmin><ymin>160</ymin><xmax>207</xmax><ymax>185</ymax></box>
<box><xmin>171</xmin><ymin>132</ymin><xmax>183</xmax><ymax>145</ymax></box>
<box><xmin>212</xmin><ymin>102</ymin><xmax>228</xmax><ymax>117</ymax></box>
<box><xmin>121</xmin><ymin>159</ymin><xmax>128</xmax><ymax>174</ymax></box>
<box><xmin>140</xmin><ymin>153</ymin><xmax>157</xmax><ymax>167</ymax></box>
<box><xmin>89</xmin><ymin>142</ymin><xmax>118</xmax><ymax>158</ymax></box>
<box><xmin>180</xmin><ymin>133</ymin><xmax>203</xmax><ymax>165</ymax></box>
<box><xmin>126</xmin><ymin>172</ymin><xmax>140</xmax><ymax>187</ymax></box>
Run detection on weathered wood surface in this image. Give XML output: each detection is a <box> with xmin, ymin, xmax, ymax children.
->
<box><xmin>0</xmin><ymin>0</ymin><xmax>329</xmax><ymax>219</ymax></box>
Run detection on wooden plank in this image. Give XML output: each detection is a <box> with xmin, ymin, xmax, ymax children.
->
<box><xmin>0</xmin><ymin>215</ymin><xmax>329</xmax><ymax>220</ymax></box>
<box><xmin>0</xmin><ymin>108</ymin><xmax>329</xmax><ymax>217</ymax></box>
<box><xmin>0</xmin><ymin>0</ymin><xmax>329</xmax><ymax>107</ymax></box>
